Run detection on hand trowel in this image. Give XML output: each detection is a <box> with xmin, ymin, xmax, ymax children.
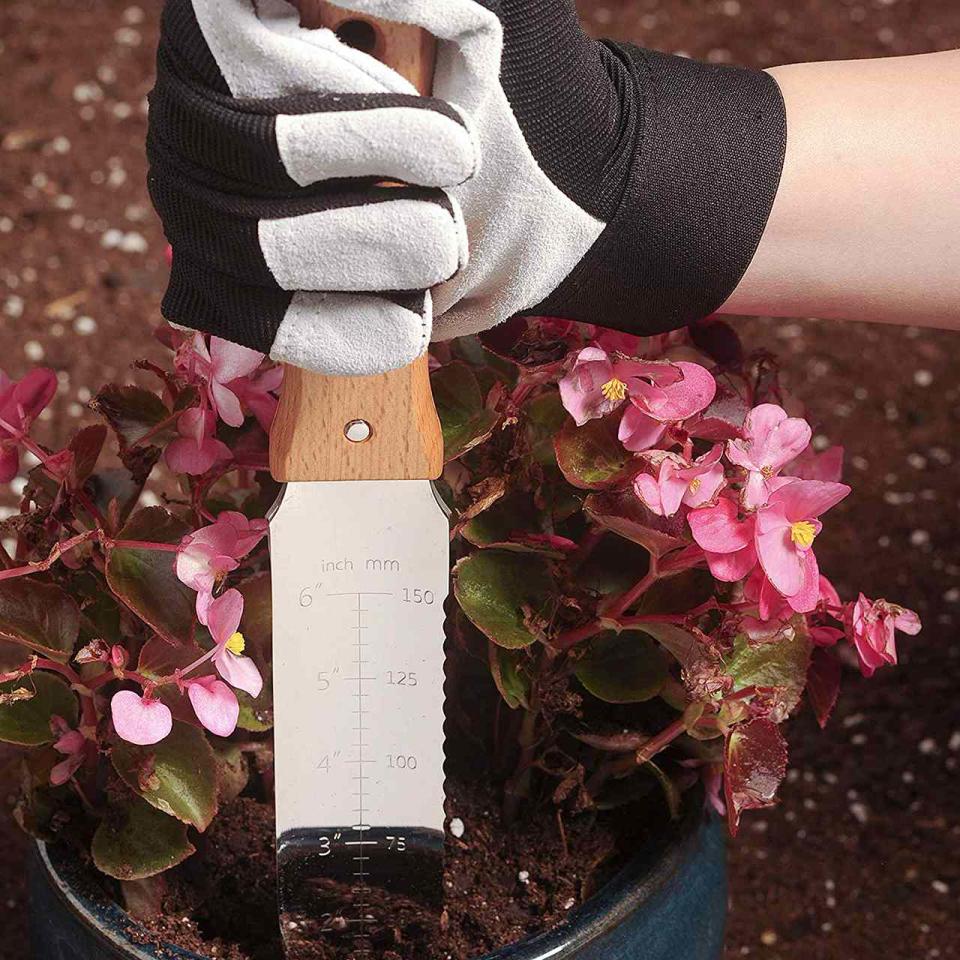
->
<box><xmin>268</xmin><ymin>5</ymin><xmax>448</xmax><ymax>956</ymax></box>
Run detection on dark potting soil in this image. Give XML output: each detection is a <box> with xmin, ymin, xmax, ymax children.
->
<box><xmin>129</xmin><ymin>781</ymin><xmax>645</xmax><ymax>960</ymax></box>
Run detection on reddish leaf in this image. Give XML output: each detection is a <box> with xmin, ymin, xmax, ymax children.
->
<box><xmin>689</xmin><ymin>318</ymin><xmax>743</xmax><ymax>366</ymax></box>
<box><xmin>0</xmin><ymin>580</ymin><xmax>80</xmax><ymax>663</ymax></box>
<box><xmin>724</xmin><ymin>719</ymin><xmax>788</xmax><ymax>835</ymax></box>
<box><xmin>806</xmin><ymin>647</ymin><xmax>842</xmax><ymax>729</ymax></box>
<box><xmin>68</xmin><ymin>425</ymin><xmax>107</xmax><ymax>486</ymax></box>
<box><xmin>584</xmin><ymin>489</ymin><xmax>688</xmax><ymax>559</ymax></box>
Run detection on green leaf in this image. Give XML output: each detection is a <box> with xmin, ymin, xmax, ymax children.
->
<box><xmin>460</xmin><ymin>492</ymin><xmax>567</xmax><ymax>555</ymax></box>
<box><xmin>637</xmin><ymin>568</ymin><xmax>715</xmax><ymax>616</ymax></box>
<box><xmin>235</xmin><ymin>572</ymin><xmax>273</xmax><ymax>732</ymax></box>
<box><xmin>489</xmin><ymin>644</ymin><xmax>530</xmax><ymax>709</ymax></box>
<box><xmin>554</xmin><ymin>415</ymin><xmax>634</xmax><ymax>490</ymax></box>
<box><xmin>638</xmin><ymin>622</ymin><xmax>703</xmax><ymax>672</ymax></box>
<box><xmin>0</xmin><ymin>672</ymin><xmax>78</xmax><ymax>746</ymax></box>
<box><xmin>106</xmin><ymin>508</ymin><xmax>197</xmax><ymax>645</ymax></box>
<box><xmin>574</xmin><ymin>631</ymin><xmax>667</xmax><ymax>703</ymax></box>
<box><xmin>578</xmin><ymin>535</ymin><xmax>651</xmax><ymax>596</ymax></box>
<box><xmin>584</xmin><ymin>490</ymin><xmax>689</xmax><ymax>559</ymax></box>
<box><xmin>454</xmin><ymin>550</ymin><xmax>555</xmax><ymax>649</ymax></box>
<box><xmin>524</xmin><ymin>392</ymin><xmax>567</xmax><ymax>466</ymax></box>
<box><xmin>432</xmin><ymin>362</ymin><xmax>500</xmax><ymax>462</ymax></box>
<box><xmin>138</xmin><ymin>635</ymin><xmax>208</xmax><ymax>727</ymax></box>
<box><xmin>111</xmin><ymin>722</ymin><xmax>218</xmax><ymax>831</ymax></box>
<box><xmin>92</xmin><ymin>794</ymin><xmax>195</xmax><ymax>880</ymax></box>
<box><xmin>725</xmin><ymin>623</ymin><xmax>812</xmax><ymax>717</ymax></box>
<box><xmin>0</xmin><ymin>579</ymin><xmax>80</xmax><ymax>663</ymax></box>
<box><xmin>724</xmin><ymin>719</ymin><xmax>788</xmax><ymax>835</ymax></box>
<box><xmin>91</xmin><ymin>384</ymin><xmax>170</xmax><ymax>448</ymax></box>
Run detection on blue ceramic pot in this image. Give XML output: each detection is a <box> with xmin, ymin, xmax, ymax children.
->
<box><xmin>28</xmin><ymin>804</ymin><xmax>726</xmax><ymax>960</ymax></box>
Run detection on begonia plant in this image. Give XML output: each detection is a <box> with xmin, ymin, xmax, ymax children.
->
<box><xmin>0</xmin><ymin>316</ymin><xmax>919</xmax><ymax>889</ymax></box>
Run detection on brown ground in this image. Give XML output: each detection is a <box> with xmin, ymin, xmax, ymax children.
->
<box><xmin>2</xmin><ymin>1</ymin><xmax>959</xmax><ymax>958</ymax></box>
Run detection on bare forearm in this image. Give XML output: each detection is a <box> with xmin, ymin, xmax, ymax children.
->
<box><xmin>719</xmin><ymin>50</ymin><xmax>960</xmax><ymax>329</ymax></box>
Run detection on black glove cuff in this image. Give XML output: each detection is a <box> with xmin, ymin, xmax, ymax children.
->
<box><xmin>535</xmin><ymin>44</ymin><xmax>787</xmax><ymax>334</ymax></box>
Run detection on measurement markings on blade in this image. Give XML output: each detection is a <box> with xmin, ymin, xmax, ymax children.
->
<box><xmin>347</xmin><ymin>591</ymin><xmax>385</xmax><ymax>954</ymax></box>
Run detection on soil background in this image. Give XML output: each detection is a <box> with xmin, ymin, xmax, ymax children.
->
<box><xmin>2</xmin><ymin>1</ymin><xmax>959</xmax><ymax>958</ymax></box>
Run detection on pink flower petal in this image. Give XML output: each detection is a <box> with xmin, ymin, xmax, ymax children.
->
<box><xmin>683</xmin><ymin>462</ymin><xmax>726</xmax><ymax>509</ymax></box>
<box><xmin>689</xmin><ymin>498</ymin><xmax>754</xmax><ymax>554</ymax></box>
<box><xmin>214</xmin><ymin>647</ymin><xmax>264</xmax><ymax>698</ymax></box>
<box><xmin>633</xmin><ymin>472</ymin><xmax>665</xmax><ymax>515</ymax></box>
<box><xmin>111</xmin><ymin>691</ymin><xmax>173</xmax><ymax>746</ymax></box>
<box><xmin>50</xmin><ymin>752</ymin><xmax>84</xmax><ymax>786</ymax></box>
<box><xmin>210</xmin><ymin>379</ymin><xmax>245</xmax><ymax>428</ymax></box>
<box><xmin>205</xmin><ymin>588</ymin><xmax>244</xmax><ymax>645</ymax></box>
<box><xmin>619</xmin><ymin>405</ymin><xmax>666</xmax><ymax>452</ymax></box>
<box><xmin>210</xmin><ymin>337</ymin><xmax>264</xmax><ymax>383</ymax></box>
<box><xmin>756</xmin><ymin>511</ymin><xmax>805</xmax><ymax>598</ymax></box>
<box><xmin>642</xmin><ymin>362</ymin><xmax>716</xmax><ymax>421</ymax></box>
<box><xmin>704</xmin><ymin>543</ymin><xmax>757</xmax><ymax>582</ymax></box>
<box><xmin>187</xmin><ymin>677</ymin><xmax>239</xmax><ymax>737</ymax></box>
<box><xmin>768</xmin><ymin>479</ymin><xmax>851</xmax><ymax>522</ymax></box>
<box><xmin>785</xmin><ymin>549</ymin><xmax>820</xmax><ymax>613</ymax></box>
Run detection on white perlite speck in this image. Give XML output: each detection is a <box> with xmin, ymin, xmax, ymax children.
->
<box><xmin>849</xmin><ymin>802</ymin><xmax>870</xmax><ymax>825</ymax></box>
<box><xmin>449</xmin><ymin>817</ymin><xmax>465</xmax><ymax>839</ymax></box>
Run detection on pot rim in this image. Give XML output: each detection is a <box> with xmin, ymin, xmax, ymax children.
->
<box><xmin>34</xmin><ymin>796</ymin><xmax>714</xmax><ymax>960</ymax></box>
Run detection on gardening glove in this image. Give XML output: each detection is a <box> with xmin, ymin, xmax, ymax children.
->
<box><xmin>148</xmin><ymin>0</ymin><xmax>787</xmax><ymax>376</ymax></box>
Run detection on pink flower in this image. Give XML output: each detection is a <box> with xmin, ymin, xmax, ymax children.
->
<box><xmin>177</xmin><ymin>334</ymin><xmax>267</xmax><ymax>428</ymax></box>
<box><xmin>227</xmin><ymin>364</ymin><xmax>284</xmax><ymax>431</ymax></box>
<box><xmin>176</xmin><ymin>511</ymin><xmax>268</xmax><ymax>596</ymax></box>
<box><xmin>786</xmin><ymin>444</ymin><xmax>844</xmax><ymax>483</ymax></box>
<box><xmin>845</xmin><ymin>595</ymin><xmax>921</xmax><ymax>677</ymax></box>
<box><xmin>111</xmin><ymin>690</ymin><xmax>173</xmax><ymax>746</ymax></box>
<box><xmin>49</xmin><ymin>716</ymin><xmax>87</xmax><ymax>786</ymax></box>
<box><xmin>726</xmin><ymin>404</ymin><xmax>812</xmax><ymax>508</ymax></box>
<box><xmin>0</xmin><ymin>368</ymin><xmax>58</xmax><ymax>482</ymax></box>
<box><xmin>558</xmin><ymin>347</ymin><xmax>682</xmax><ymax>426</ymax></box>
<box><xmin>164</xmin><ymin>408</ymin><xmax>231</xmax><ymax>475</ymax></box>
<box><xmin>688</xmin><ymin>494</ymin><xmax>758</xmax><ymax>583</ymax></box>
<box><xmin>755</xmin><ymin>480</ymin><xmax>850</xmax><ymax>612</ymax></box>
<box><xmin>618</xmin><ymin>362</ymin><xmax>717</xmax><ymax>452</ymax></box>
<box><xmin>634</xmin><ymin>444</ymin><xmax>725</xmax><ymax>517</ymax></box>
<box><xmin>187</xmin><ymin>676</ymin><xmax>240</xmax><ymax>737</ymax></box>
<box><xmin>201</xmin><ymin>589</ymin><xmax>263</xmax><ymax>699</ymax></box>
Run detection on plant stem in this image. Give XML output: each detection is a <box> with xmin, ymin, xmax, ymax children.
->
<box><xmin>603</xmin><ymin>557</ymin><xmax>660</xmax><ymax>619</ymax></box>
<box><xmin>586</xmin><ymin>716</ymin><xmax>688</xmax><ymax>799</ymax></box>
<box><xmin>0</xmin><ymin>530</ymin><xmax>97</xmax><ymax>582</ymax></box>
<box><xmin>107</xmin><ymin>539</ymin><xmax>179</xmax><ymax>553</ymax></box>
<box><xmin>502</xmin><ymin>695</ymin><xmax>540</xmax><ymax>825</ymax></box>
<box><xmin>551</xmin><ymin>618</ymin><xmax>603</xmax><ymax>652</ymax></box>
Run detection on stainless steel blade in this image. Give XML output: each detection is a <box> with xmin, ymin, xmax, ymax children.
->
<box><xmin>270</xmin><ymin>478</ymin><xmax>448</xmax><ymax>957</ymax></box>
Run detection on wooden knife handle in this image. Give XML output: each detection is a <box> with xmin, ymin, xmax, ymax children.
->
<box><xmin>269</xmin><ymin>2</ymin><xmax>443</xmax><ymax>483</ymax></box>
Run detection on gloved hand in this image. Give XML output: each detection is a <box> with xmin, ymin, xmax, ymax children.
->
<box><xmin>149</xmin><ymin>0</ymin><xmax>787</xmax><ymax>376</ymax></box>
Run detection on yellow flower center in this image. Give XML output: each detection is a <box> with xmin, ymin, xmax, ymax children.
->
<box><xmin>688</xmin><ymin>477</ymin><xmax>702</xmax><ymax>494</ymax></box>
<box><xmin>601</xmin><ymin>377</ymin><xmax>628</xmax><ymax>403</ymax></box>
<box><xmin>226</xmin><ymin>631</ymin><xmax>246</xmax><ymax>656</ymax></box>
<box><xmin>790</xmin><ymin>521</ymin><xmax>817</xmax><ymax>549</ymax></box>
